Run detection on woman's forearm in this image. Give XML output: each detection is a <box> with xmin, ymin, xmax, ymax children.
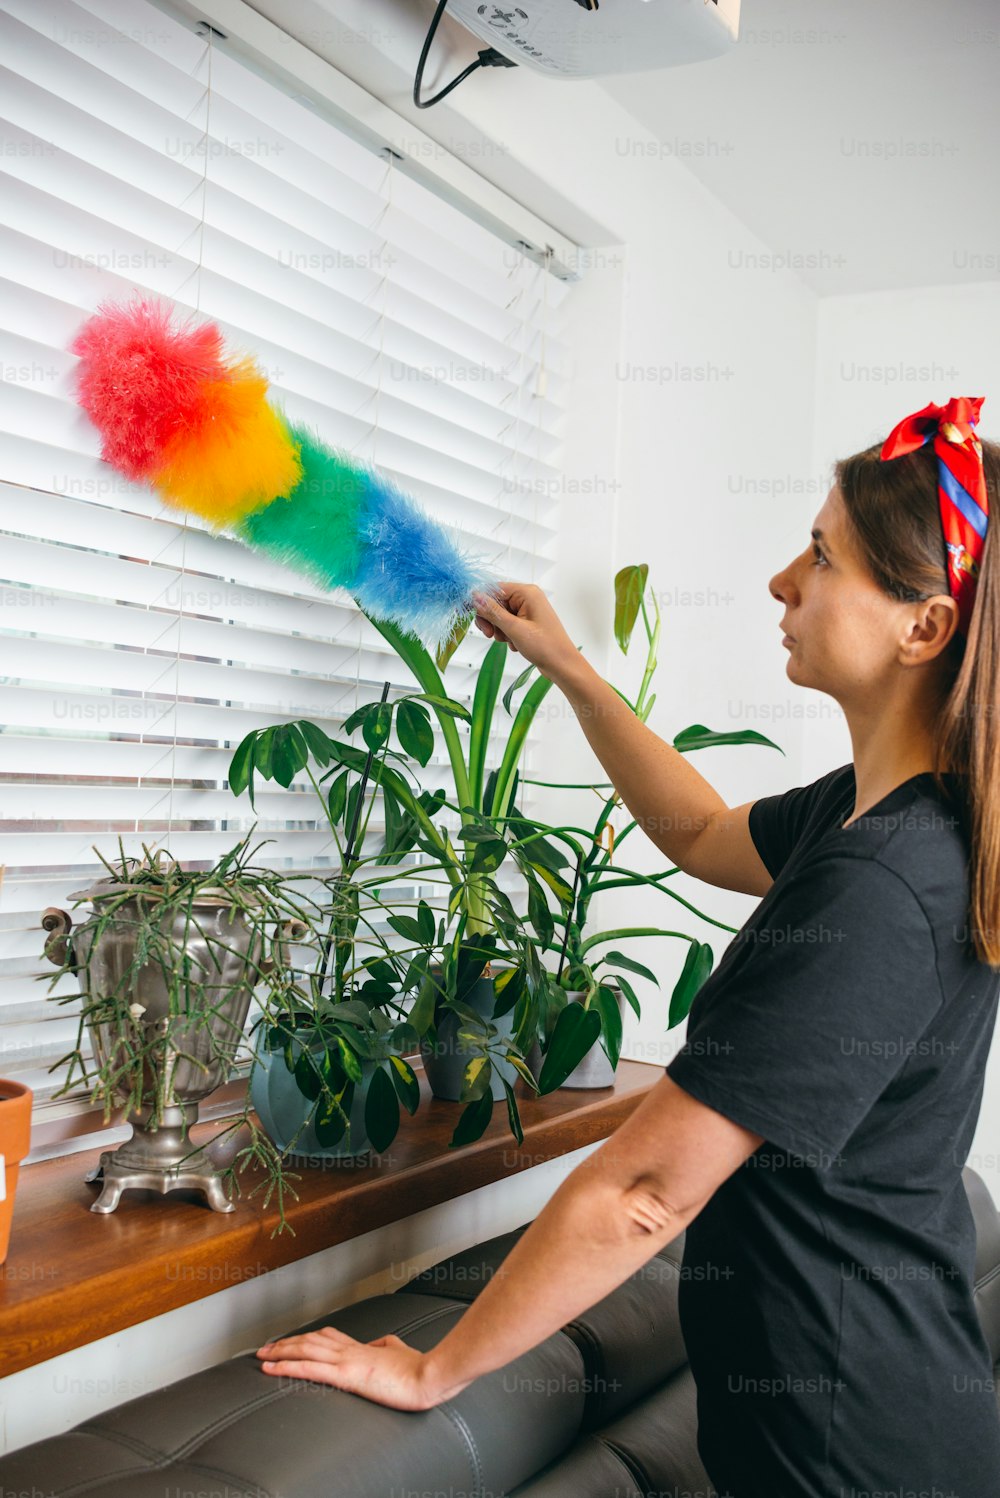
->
<box><xmin>418</xmin><ymin>1155</ymin><xmax>693</xmax><ymax>1406</ymax></box>
<box><xmin>550</xmin><ymin>653</ymin><xmax>727</xmax><ymax>869</ymax></box>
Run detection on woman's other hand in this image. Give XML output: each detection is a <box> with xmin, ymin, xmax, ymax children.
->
<box><xmin>257</xmin><ymin>1328</ymin><xmax>455</xmax><ymax>1410</ymax></box>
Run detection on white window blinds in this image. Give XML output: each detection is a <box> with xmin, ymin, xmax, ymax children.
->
<box><xmin>0</xmin><ymin>0</ymin><xmax>577</xmax><ymax>1150</ymax></box>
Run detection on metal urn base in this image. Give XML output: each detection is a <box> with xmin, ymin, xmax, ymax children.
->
<box><xmin>83</xmin><ymin>1102</ymin><xmax>233</xmax><ymax>1214</ymax></box>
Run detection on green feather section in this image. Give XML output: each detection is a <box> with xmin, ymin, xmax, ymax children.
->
<box><xmin>235</xmin><ymin>422</ymin><xmax>367</xmax><ymax>589</ymax></box>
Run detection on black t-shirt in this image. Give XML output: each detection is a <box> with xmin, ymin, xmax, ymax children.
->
<box><xmin>665</xmin><ymin>763</ymin><xmax>1000</xmax><ymax>1498</ymax></box>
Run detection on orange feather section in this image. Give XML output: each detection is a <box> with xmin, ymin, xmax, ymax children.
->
<box><xmin>151</xmin><ymin>357</ymin><xmax>301</xmax><ymax>526</ymax></box>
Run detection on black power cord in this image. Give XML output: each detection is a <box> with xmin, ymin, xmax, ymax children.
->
<box><xmin>413</xmin><ymin>0</ymin><xmax>517</xmax><ymax>110</ymax></box>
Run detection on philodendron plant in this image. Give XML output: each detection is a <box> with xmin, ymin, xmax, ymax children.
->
<box><xmin>509</xmin><ymin>563</ymin><xmax>784</xmax><ymax>1087</ymax></box>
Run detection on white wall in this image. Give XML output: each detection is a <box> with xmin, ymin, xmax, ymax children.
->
<box><xmin>812</xmin><ymin>282</ymin><xmax>1000</xmax><ymax>1203</ymax></box>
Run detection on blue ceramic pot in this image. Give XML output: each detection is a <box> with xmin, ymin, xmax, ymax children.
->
<box><xmin>250</xmin><ymin>1040</ymin><xmax>381</xmax><ymax>1159</ymax></box>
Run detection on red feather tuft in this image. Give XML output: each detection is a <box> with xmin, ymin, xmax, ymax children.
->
<box><xmin>70</xmin><ymin>296</ymin><xmax>228</xmax><ymax>480</ymax></box>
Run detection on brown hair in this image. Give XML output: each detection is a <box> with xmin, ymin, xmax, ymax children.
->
<box><xmin>834</xmin><ymin>435</ymin><xmax>1000</xmax><ymax>969</ymax></box>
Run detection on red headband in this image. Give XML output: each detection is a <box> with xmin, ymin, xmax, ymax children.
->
<box><xmin>880</xmin><ymin>395</ymin><xmax>988</xmax><ymax>637</ymax></box>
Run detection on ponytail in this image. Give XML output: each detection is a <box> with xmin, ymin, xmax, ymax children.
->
<box><xmin>835</xmin><ymin>437</ymin><xmax>1000</xmax><ymax>970</ymax></box>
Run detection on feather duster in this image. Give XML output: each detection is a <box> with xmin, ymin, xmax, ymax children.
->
<box><xmin>71</xmin><ymin>297</ymin><xmax>503</xmax><ymax>649</ymax></box>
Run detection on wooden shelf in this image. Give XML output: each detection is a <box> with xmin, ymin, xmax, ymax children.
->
<box><xmin>0</xmin><ymin>1058</ymin><xmax>662</xmax><ymax>1378</ymax></box>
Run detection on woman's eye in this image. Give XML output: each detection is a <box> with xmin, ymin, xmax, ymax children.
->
<box><xmin>811</xmin><ymin>548</ymin><xmax>828</xmax><ymax>568</ymax></box>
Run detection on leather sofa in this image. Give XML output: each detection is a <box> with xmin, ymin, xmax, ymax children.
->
<box><xmin>5</xmin><ymin>1165</ymin><xmax>1000</xmax><ymax>1498</ymax></box>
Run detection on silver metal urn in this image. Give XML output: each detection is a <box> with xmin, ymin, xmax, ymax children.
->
<box><xmin>42</xmin><ymin>877</ymin><xmax>268</xmax><ymax>1214</ymax></box>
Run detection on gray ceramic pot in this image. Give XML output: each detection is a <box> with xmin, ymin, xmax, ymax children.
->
<box><xmin>419</xmin><ymin>970</ymin><xmax>520</xmax><ymax>1102</ymax></box>
<box><xmin>528</xmin><ymin>986</ymin><xmax>626</xmax><ymax>1089</ymax></box>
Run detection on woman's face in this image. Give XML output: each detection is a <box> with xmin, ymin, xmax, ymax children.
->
<box><xmin>767</xmin><ymin>484</ymin><xmax>922</xmax><ymax>700</ymax></box>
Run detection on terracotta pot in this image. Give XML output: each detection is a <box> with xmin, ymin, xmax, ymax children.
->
<box><xmin>0</xmin><ymin>1080</ymin><xmax>32</xmax><ymax>1265</ymax></box>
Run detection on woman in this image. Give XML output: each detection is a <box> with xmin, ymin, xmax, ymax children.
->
<box><xmin>257</xmin><ymin>398</ymin><xmax>1000</xmax><ymax>1496</ymax></box>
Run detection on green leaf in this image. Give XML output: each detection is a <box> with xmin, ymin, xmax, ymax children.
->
<box><xmin>327</xmin><ymin>769</ymin><xmax>348</xmax><ymax>826</ymax></box>
<box><xmin>668</xmin><ymin>942</ymin><xmax>714</xmax><ymax>1028</ymax></box>
<box><xmin>449</xmin><ymin>1089</ymin><xmax>494</xmax><ymax>1147</ymax></box>
<box><xmin>525</xmin><ymin>871</ymin><xmax>554</xmax><ymax>949</ymax></box>
<box><xmin>672</xmin><ymin>723</ymin><xmax>785</xmax><ymax>756</ymax></box>
<box><xmin>505</xmin><ymin>1050</ymin><xmax>538</xmax><ymax>1091</ymax></box>
<box><xmin>455</xmin><ymin>823</ymin><xmax>502</xmax><ymax>843</ymax></box>
<box><xmin>491</xmin><ymin>965</ymin><xmax>525</xmax><ymax>1019</ymax></box>
<box><xmin>469</xmin><ymin>640</ymin><xmax>507</xmax><ymax>812</ymax></box>
<box><xmin>416</xmin><ymin>899</ymin><xmax>436</xmax><ymax>946</ymax></box>
<box><xmin>293</xmin><ymin>1048</ymin><xmax>322</xmax><ymax>1101</ymax></box>
<box><xmin>471</xmin><ymin>839</ymin><xmax>507</xmax><ymax>874</ymax></box>
<box><xmin>345</xmin><ymin>779</ymin><xmax>364</xmax><ymax>840</ymax></box>
<box><xmin>595</xmin><ymin>984</ymin><xmax>623</xmax><ymax>1071</ymax></box>
<box><xmin>435</xmin><ymin>614</ymin><xmax>471</xmax><ymax>672</ymax></box>
<box><xmin>613</xmin><ymin>971</ymin><xmax>643</xmax><ymax>1021</ymax></box>
<box><xmin>501</xmin><ymin>1076</ymin><xmax>524</xmax><ymax>1146</ymax></box>
<box><xmin>254</xmin><ymin>727</ymin><xmax>276</xmax><ymax>780</ymax></box>
<box><xmin>270</xmin><ymin>725</ymin><xmax>301</xmax><ymax>788</ymax></box>
<box><xmin>614</xmin><ymin>563</ymin><xmax>649</xmax><ymax>655</ymax></box>
<box><xmin>502</xmin><ymin>659</ymin><xmax>536</xmax><ymax>716</ymax></box>
<box><xmin>336</xmin><ymin>1037</ymin><xmax>364</xmax><ymax>1084</ymax></box>
<box><xmin>314</xmin><ymin>1084</ymin><xmax>351</xmax><ymax>1147</ymax></box>
<box><xmin>600</xmin><ymin>950</ymin><xmax>660</xmax><ymax>986</ymax></box>
<box><xmin>461</xmin><ymin>1054</ymin><xmax>492</xmax><ymax>1102</ymax></box>
<box><xmin>537</xmin><ymin>1004</ymin><xmax>601</xmax><ymax>1092</ymax></box>
<box><xmin>531</xmin><ymin>862</ymin><xmax>575</xmax><ymax>906</ymax></box>
<box><xmin>363</xmin><ymin>702</ymin><xmax>393</xmax><ymax>754</ymax></box>
<box><xmin>364</xmin><ymin>1065</ymin><xmax>399</xmax><ymax>1153</ymax></box>
<box><xmin>386</xmin><ymin>913</ymin><xmax>424</xmax><ymax>945</ymax></box>
<box><xmin>410</xmin><ymin>693</ymin><xmax>471</xmax><ymax>722</ymax></box>
<box><xmin>392</xmin><ymin>1017</ymin><xmax>421</xmax><ymax>1049</ymax></box>
<box><xmin>228</xmin><ymin>733</ymin><xmax>256</xmax><ymax>800</ymax></box>
<box><xmin>407</xmin><ymin>972</ymin><xmax>440</xmax><ymax>1036</ymax></box>
<box><xmin>388</xmin><ymin>1054</ymin><xmax>420</xmax><ymax>1115</ymax></box>
<box><xmin>396</xmin><ymin>700</ymin><xmax>434</xmax><ymax>767</ymax></box>
<box><xmin>298</xmin><ymin>719</ymin><xmax>334</xmax><ymax>766</ymax></box>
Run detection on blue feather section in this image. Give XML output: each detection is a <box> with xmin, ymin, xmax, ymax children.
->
<box><xmin>352</xmin><ymin>467</ymin><xmax>503</xmax><ymax>652</ymax></box>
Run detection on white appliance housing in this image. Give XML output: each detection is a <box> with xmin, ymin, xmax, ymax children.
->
<box><xmin>444</xmin><ymin>0</ymin><xmax>740</xmax><ymax>79</ymax></box>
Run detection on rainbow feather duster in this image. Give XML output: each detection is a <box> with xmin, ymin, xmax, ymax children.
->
<box><xmin>70</xmin><ymin>296</ymin><xmax>502</xmax><ymax>649</ymax></box>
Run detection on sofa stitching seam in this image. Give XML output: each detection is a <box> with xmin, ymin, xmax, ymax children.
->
<box><xmin>13</xmin><ymin>1442</ymin><xmax>273</xmax><ymax>1498</ymax></box>
<box><xmin>80</xmin><ymin>1385</ymin><xmax>298</xmax><ymax>1464</ymax></box>
<box><xmin>596</xmin><ymin>1434</ymin><xmax>650</xmax><ymax>1495</ymax></box>
<box><xmin>433</xmin><ymin>1403</ymin><xmax>482</xmax><ymax>1495</ymax></box>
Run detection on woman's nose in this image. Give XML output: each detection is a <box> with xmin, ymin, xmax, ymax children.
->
<box><xmin>769</xmin><ymin>557</ymin><xmax>799</xmax><ymax>607</ymax></box>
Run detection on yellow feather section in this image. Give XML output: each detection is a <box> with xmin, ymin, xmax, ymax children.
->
<box><xmin>151</xmin><ymin>358</ymin><xmax>301</xmax><ymax>526</ymax></box>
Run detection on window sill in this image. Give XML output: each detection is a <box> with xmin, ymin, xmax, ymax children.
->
<box><xmin>0</xmin><ymin>1058</ymin><xmax>662</xmax><ymax>1377</ymax></box>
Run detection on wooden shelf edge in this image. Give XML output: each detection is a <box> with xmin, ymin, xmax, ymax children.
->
<box><xmin>0</xmin><ymin>1059</ymin><xmax>663</xmax><ymax>1378</ymax></box>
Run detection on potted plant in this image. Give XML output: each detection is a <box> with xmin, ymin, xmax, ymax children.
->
<box><xmin>245</xmin><ymin>875</ymin><xmax>429</xmax><ymax>1162</ymax></box>
<box><xmin>41</xmin><ymin>835</ymin><xmax>308</xmax><ymax>1225</ymax></box>
<box><xmin>0</xmin><ymin>1081</ymin><xmax>32</xmax><ymax>1265</ymax></box>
